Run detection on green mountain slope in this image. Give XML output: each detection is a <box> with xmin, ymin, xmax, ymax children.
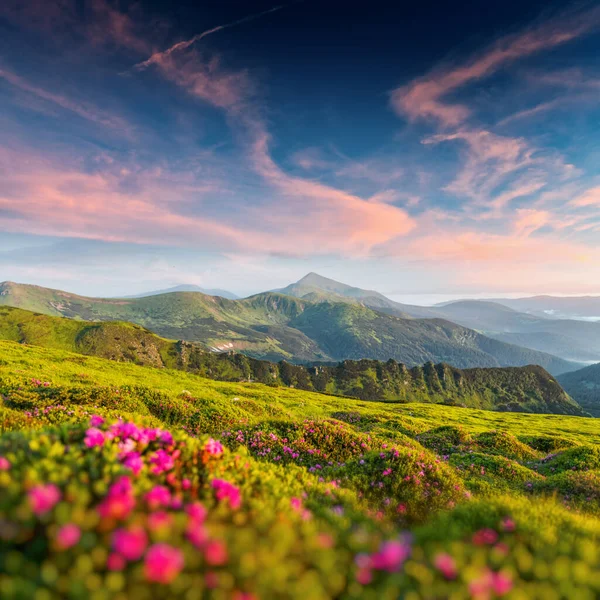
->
<box><xmin>279</xmin><ymin>276</ymin><xmax>600</xmax><ymax>363</ymax></box>
<box><xmin>0</xmin><ymin>281</ymin><xmax>579</xmax><ymax>375</ymax></box>
<box><xmin>558</xmin><ymin>363</ymin><xmax>600</xmax><ymax>417</ymax></box>
<box><xmin>0</xmin><ymin>307</ymin><xmax>584</xmax><ymax>415</ymax></box>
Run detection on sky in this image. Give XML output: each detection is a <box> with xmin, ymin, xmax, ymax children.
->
<box><xmin>1</xmin><ymin>0</ymin><xmax>600</xmax><ymax>300</ymax></box>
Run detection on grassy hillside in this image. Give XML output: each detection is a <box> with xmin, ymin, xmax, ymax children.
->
<box><xmin>0</xmin><ymin>340</ymin><xmax>599</xmax><ymax>598</ymax></box>
<box><xmin>0</xmin><ymin>281</ymin><xmax>580</xmax><ymax>374</ymax></box>
<box><xmin>558</xmin><ymin>363</ymin><xmax>600</xmax><ymax>417</ymax></box>
<box><xmin>0</xmin><ymin>307</ymin><xmax>584</xmax><ymax>415</ymax></box>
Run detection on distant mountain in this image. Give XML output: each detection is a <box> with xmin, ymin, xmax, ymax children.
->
<box><xmin>491</xmin><ymin>295</ymin><xmax>600</xmax><ymax>320</ymax></box>
<box><xmin>0</xmin><ymin>281</ymin><xmax>580</xmax><ymax>375</ymax></box>
<box><xmin>122</xmin><ymin>284</ymin><xmax>239</xmax><ymax>300</ymax></box>
<box><xmin>0</xmin><ymin>306</ymin><xmax>585</xmax><ymax>416</ymax></box>
<box><xmin>278</xmin><ymin>273</ymin><xmax>442</xmax><ymax>319</ymax></box>
<box><xmin>434</xmin><ymin>300</ymin><xmax>548</xmax><ymax>332</ymax></box>
<box><xmin>431</xmin><ymin>299</ymin><xmax>600</xmax><ymax>363</ymax></box>
<box><xmin>558</xmin><ymin>363</ymin><xmax>600</xmax><ymax>417</ymax></box>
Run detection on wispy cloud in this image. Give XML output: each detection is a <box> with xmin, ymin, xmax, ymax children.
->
<box><xmin>132</xmin><ymin>3</ymin><xmax>295</xmax><ymax>72</ymax></box>
<box><xmin>0</xmin><ymin>66</ymin><xmax>130</xmax><ymax>131</ymax></box>
<box><xmin>570</xmin><ymin>186</ymin><xmax>600</xmax><ymax>208</ymax></box>
<box><xmin>391</xmin><ymin>5</ymin><xmax>600</xmax><ymax>127</ymax></box>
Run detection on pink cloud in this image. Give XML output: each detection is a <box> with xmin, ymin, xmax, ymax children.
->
<box><xmin>391</xmin><ymin>6</ymin><xmax>600</xmax><ymax>126</ymax></box>
<box><xmin>570</xmin><ymin>186</ymin><xmax>600</xmax><ymax>208</ymax></box>
<box><xmin>247</xmin><ymin>128</ymin><xmax>416</xmax><ymax>253</ymax></box>
<box><xmin>0</xmin><ymin>142</ymin><xmax>415</xmax><ymax>258</ymax></box>
<box><xmin>404</xmin><ymin>230</ymin><xmax>597</xmax><ymax>265</ymax></box>
<box><xmin>150</xmin><ymin>52</ymin><xmax>254</xmax><ymax>111</ymax></box>
<box><xmin>512</xmin><ymin>208</ymin><xmax>551</xmax><ymax>237</ymax></box>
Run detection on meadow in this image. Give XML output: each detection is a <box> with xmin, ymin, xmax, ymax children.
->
<box><xmin>1</xmin><ymin>339</ymin><xmax>599</xmax><ymax>599</ymax></box>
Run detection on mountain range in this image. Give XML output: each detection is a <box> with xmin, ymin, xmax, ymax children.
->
<box><xmin>0</xmin><ymin>305</ymin><xmax>586</xmax><ymax>416</ymax></box>
<box><xmin>279</xmin><ymin>274</ymin><xmax>600</xmax><ymax>364</ymax></box>
<box><xmin>0</xmin><ymin>280</ymin><xmax>579</xmax><ymax>375</ymax></box>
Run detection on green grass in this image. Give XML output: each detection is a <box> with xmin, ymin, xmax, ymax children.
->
<box><xmin>1</xmin><ymin>339</ymin><xmax>599</xmax><ymax>598</ymax></box>
<box><xmin>0</xmin><ymin>306</ymin><xmax>586</xmax><ymax>416</ymax></box>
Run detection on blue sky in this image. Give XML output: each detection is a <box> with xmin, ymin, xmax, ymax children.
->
<box><xmin>1</xmin><ymin>0</ymin><xmax>600</xmax><ymax>299</ymax></box>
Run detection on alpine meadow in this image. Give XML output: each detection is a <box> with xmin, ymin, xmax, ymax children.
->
<box><xmin>1</xmin><ymin>1</ymin><xmax>600</xmax><ymax>599</ymax></box>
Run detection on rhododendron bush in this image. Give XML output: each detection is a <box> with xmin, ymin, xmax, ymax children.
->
<box><xmin>0</xmin><ymin>342</ymin><xmax>599</xmax><ymax>598</ymax></box>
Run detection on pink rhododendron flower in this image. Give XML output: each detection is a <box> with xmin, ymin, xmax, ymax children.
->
<box><xmin>159</xmin><ymin>430</ymin><xmax>174</xmax><ymax>446</ymax></box>
<box><xmin>186</xmin><ymin>520</ymin><xmax>209</xmax><ymax>548</ymax></box>
<box><xmin>84</xmin><ymin>427</ymin><xmax>106</xmax><ymax>448</ymax></box>
<box><xmin>472</xmin><ymin>528</ymin><xmax>499</xmax><ymax>546</ymax></box>
<box><xmin>186</xmin><ymin>502</ymin><xmax>207</xmax><ymax>523</ymax></box>
<box><xmin>90</xmin><ymin>415</ymin><xmax>105</xmax><ymax>427</ymax></box>
<box><xmin>500</xmin><ymin>517</ymin><xmax>516</xmax><ymax>532</ymax></box>
<box><xmin>144</xmin><ymin>544</ymin><xmax>184</xmax><ymax>584</ymax></box>
<box><xmin>469</xmin><ymin>569</ymin><xmax>513</xmax><ymax>598</ymax></box>
<box><xmin>211</xmin><ymin>479</ymin><xmax>242</xmax><ymax>510</ymax></box>
<box><xmin>204</xmin><ymin>438</ymin><xmax>224</xmax><ymax>456</ymax></box>
<box><xmin>370</xmin><ymin>539</ymin><xmax>411</xmax><ymax>573</ymax></box>
<box><xmin>0</xmin><ymin>456</ymin><xmax>10</xmax><ymax>471</ymax></box>
<box><xmin>121</xmin><ymin>452</ymin><xmax>143</xmax><ymax>475</ymax></box>
<box><xmin>290</xmin><ymin>497</ymin><xmax>303</xmax><ymax>511</ymax></box>
<box><xmin>434</xmin><ymin>553</ymin><xmax>457</xmax><ymax>579</ymax></box>
<box><xmin>97</xmin><ymin>477</ymin><xmax>135</xmax><ymax>520</ymax></box>
<box><xmin>56</xmin><ymin>523</ymin><xmax>81</xmax><ymax>550</ymax></box>
<box><xmin>149</xmin><ymin>449</ymin><xmax>174</xmax><ymax>474</ymax></box>
<box><xmin>145</xmin><ymin>485</ymin><xmax>172</xmax><ymax>510</ymax></box>
<box><xmin>182</xmin><ymin>478</ymin><xmax>192</xmax><ymax>490</ymax></box>
<box><xmin>28</xmin><ymin>483</ymin><xmax>61</xmax><ymax>515</ymax></box>
<box><xmin>204</xmin><ymin>539</ymin><xmax>228</xmax><ymax>566</ymax></box>
<box><xmin>113</xmin><ymin>526</ymin><xmax>148</xmax><ymax>561</ymax></box>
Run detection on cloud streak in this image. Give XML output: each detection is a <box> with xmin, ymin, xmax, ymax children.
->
<box><xmin>0</xmin><ymin>66</ymin><xmax>129</xmax><ymax>130</ymax></box>
<box><xmin>391</xmin><ymin>6</ymin><xmax>600</xmax><ymax>126</ymax></box>
<box><xmin>132</xmin><ymin>3</ymin><xmax>295</xmax><ymax>72</ymax></box>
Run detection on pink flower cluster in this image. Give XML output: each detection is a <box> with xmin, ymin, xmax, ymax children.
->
<box><xmin>355</xmin><ymin>537</ymin><xmax>412</xmax><ymax>584</ymax></box>
<box><xmin>204</xmin><ymin>438</ymin><xmax>224</xmax><ymax>456</ymax></box>
<box><xmin>434</xmin><ymin>553</ymin><xmax>457</xmax><ymax>579</ymax></box>
<box><xmin>84</xmin><ymin>427</ymin><xmax>106</xmax><ymax>448</ymax></box>
<box><xmin>97</xmin><ymin>476</ymin><xmax>136</xmax><ymax>521</ymax></box>
<box><xmin>55</xmin><ymin>523</ymin><xmax>81</xmax><ymax>550</ymax></box>
<box><xmin>28</xmin><ymin>483</ymin><xmax>61</xmax><ymax>516</ymax></box>
<box><xmin>211</xmin><ymin>479</ymin><xmax>242</xmax><ymax>510</ymax></box>
<box><xmin>144</xmin><ymin>544</ymin><xmax>185</xmax><ymax>584</ymax></box>
<box><xmin>469</xmin><ymin>569</ymin><xmax>513</xmax><ymax>598</ymax></box>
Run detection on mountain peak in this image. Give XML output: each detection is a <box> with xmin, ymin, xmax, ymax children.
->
<box><xmin>297</xmin><ymin>272</ymin><xmax>331</xmax><ymax>284</ymax></box>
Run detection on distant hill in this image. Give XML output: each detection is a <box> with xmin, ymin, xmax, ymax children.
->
<box><xmin>432</xmin><ymin>299</ymin><xmax>600</xmax><ymax>363</ymax></box>
<box><xmin>0</xmin><ymin>306</ymin><xmax>585</xmax><ymax>415</ymax></box>
<box><xmin>491</xmin><ymin>295</ymin><xmax>600</xmax><ymax>320</ymax></box>
<box><xmin>122</xmin><ymin>284</ymin><xmax>239</xmax><ymax>300</ymax></box>
<box><xmin>558</xmin><ymin>363</ymin><xmax>600</xmax><ymax>417</ymax></box>
<box><xmin>434</xmin><ymin>300</ymin><xmax>548</xmax><ymax>331</ymax></box>
<box><xmin>0</xmin><ymin>282</ymin><xmax>580</xmax><ymax>375</ymax></box>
